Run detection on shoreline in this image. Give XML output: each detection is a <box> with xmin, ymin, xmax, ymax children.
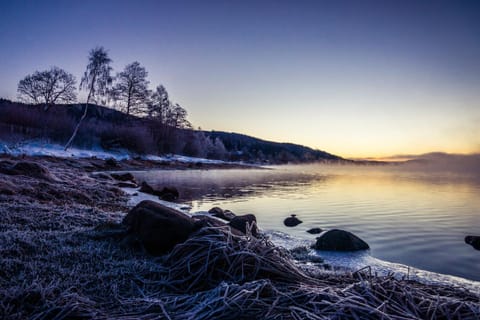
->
<box><xmin>1</xmin><ymin>154</ymin><xmax>479</xmax><ymax>319</ymax></box>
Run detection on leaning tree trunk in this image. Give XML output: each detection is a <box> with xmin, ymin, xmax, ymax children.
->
<box><xmin>64</xmin><ymin>81</ymin><xmax>95</xmax><ymax>151</ymax></box>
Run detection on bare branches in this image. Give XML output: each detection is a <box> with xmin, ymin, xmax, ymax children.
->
<box><xmin>17</xmin><ymin>67</ymin><xmax>77</xmax><ymax>110</ymax></box>
<box><xmin>112</xmin><ymin>61</ymin><xmax>150</xmax><ymax>116</ymax></box>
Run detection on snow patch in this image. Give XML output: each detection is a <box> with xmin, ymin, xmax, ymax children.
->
<box><xmin>0</xmin><ymin>140</ymin><xmax>228</xmax><ymax>165</ymax></box>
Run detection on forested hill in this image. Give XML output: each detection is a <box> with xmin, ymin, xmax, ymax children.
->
<box><xmin>0</xmin><ymin>99</ymin><xmax>342</xmax><ymax>163</ymax></box>
<box><xmin>205</xmin><ymin>131</ymin><xmax>342</xmax><ymax>163</ymax></box>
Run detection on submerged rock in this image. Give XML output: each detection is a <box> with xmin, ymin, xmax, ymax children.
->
<box><xmin>306</xmin><ymin>227</ymin><xmax>323</xmax><ymax>234</ymax></box>
<box><xmin>465</xmin><ymin>235</ymin><xmax>480</xmax><ymax>250</ymax></box>
<box><xmin>229</xmin><ymin>214</ymin><xmax>258</xmax><ymax>236</ymax></box>
<box><xmin>313</xmin><ymin>229</ymin><xmax>369</xmax><ymax>251</ymax></box>
<box><xmin>123</xmin><ymin>200</ymin><xmax>196</xmax><ymax>255</ymax></box>
<box><xmin>284</xmin><ymin>214</ymin><xmax>302</xmax><ymax>227</ymax></box>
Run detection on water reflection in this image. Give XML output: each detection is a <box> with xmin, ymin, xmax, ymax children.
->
<box><xmin>133</xmin><ymin>163</ymin><xmax>480</xmax><ymax>281</ymax></box>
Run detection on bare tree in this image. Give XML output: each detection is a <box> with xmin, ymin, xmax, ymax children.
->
<box><xmin>112</xmin><ymin>61</ymin><xmax>150</xmax><ymax>116</ymax></box>
<box><xmin>64</xmin><ymin>47</ymin><xmax>113</xmax><ymax>151</ymax></box>
<box><xmin>167</xmin><ymin>103</ymin><xmax>191</xmax><ymax>129</ymax></box>
<box><xmin>17</xmin><ymin>67</ymin><xmax>77</xmax><ymax>110</ymax></box>
<box><xmin>147</xmin><ymin>85</ymin><xmax>170</xmax><ymax>124</ymax></box>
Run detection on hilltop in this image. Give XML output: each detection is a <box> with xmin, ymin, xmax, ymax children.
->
<box><xmin>0</xmin><ymin>99</ymin><xmax>342</xmax><ymax>164</ymax></box>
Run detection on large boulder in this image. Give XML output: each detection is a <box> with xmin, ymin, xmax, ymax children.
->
<box><xmin>284</xmin><ymin>214</ymin><xmax>302</xmax><ymax>227</ymax></box>
<box><xmin>123</xmin><ymin>200</ymin><xmax>196</xmax><ymax>255</ymax></box>
<box><xmin>313</xmin><ymin>229</ymin><xmax>369</xmax><ymax>251</ymax></box>
<box><xmin>229</xmin><ymin>214</ymin><xmax>258</xmax><ymax>237</ymax></box>
<box><xmin>465</xmin><ymin>236</ymin><xmax>480</xmax><ymax>250</ymax></box>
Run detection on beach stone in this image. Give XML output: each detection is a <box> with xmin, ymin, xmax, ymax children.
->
<box><xmin>465</xmin><ymin>235</ymin><xmax>480</xmax><ymax>250</ymax></box>
<box><xmin>105</xmin><ymin>158</ymin><xmax>118</xmax><ymax>167</ymax></box>
<box><xmin>159</xmin><ymin>187</ymin><xmax>179</xmax><ymax>201</ymax></box>
<box><xmin>139</xmin><ymin>181</ymin><xmax>156</xmax><ymax>194</ymax></box>
<box><xmin>139</xmin><ymin>182</ymin><xmax>179</xmax><ymax>201</ymax></box>
<box><xmin>8</xmin><ymin>161</ymin><xmax>54</xmax><ymax>180</ymax></box>
<box><xmin>208</xmin><ymin>207</ymin><xmax>224</xmax><ymax>215</ymax></box>
<box><xmin>306</xmin><ymin>227</ymin><xmax>323</xmax><ymax>234</ymax></box>
<box><xmin>313</xmin><ymin>229</ymin><xmax>369</xmax><ymax>251</ymax></box>
<box><xmin>209</xmin><ymin>207</ymin><xmax>236</xmax><ymax>221</ymax></box>
<box><xmin>116</xmin><ymin>182</ymin><xmax>138</xmax><ymax>188</ymax></box>
<box><xmin>284</xmin><ymin>214</ymin><xmax>303</xmax><ymax>227</ymax></box>
<box><xmin>229</xmin><ymin>214</ymin><xmax>258</xmax><ymax>236</ymax></box>
<box><xmin>222</xmin><ymin>210</ymin><xmax>236</xmax><ymax>221</ymax></box>
<box><xmin>123</xmin><ymin>200</ymin><xmax>196</xmax><ymax>255</ymax></box>
<box><xmin>0</xmin><ymin>180</ymin><xmax>16</xmax><ymax>195</ymax></box>
<box><xmin>92</xmin><ymin>172</ymin><xmax>113</xmax><ymax>180</ymax></box>
<box><xmin>111</xmin><ymin>172</ymin><xmax>136</xmax><ymax>182</ymax></box>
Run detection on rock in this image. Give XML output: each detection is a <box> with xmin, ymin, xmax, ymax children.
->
<box><xmin>111</xmin><ymin>172</ymin><xmax>136</xmax><ymax>182</ymax></box>
<box><xmin>229</xmin><ymin>214</ymin><xmax>258</xmax><ymax>236</ymax></box>
<box><xmin>139</xmin><ymin>182</ymin><xmax>179</xmax><ymax>201</ymax></box>
<box><xmin>208</xmin><ymin>207</ymin><xmax>224</xmax><ymax>215</ymax></box>
<box><xmin>0</xmin><ymin>180</ymin><xmax>16</xmax><ymax>195</ymax></box>
<box><xmin>5</xmin><ymin>161</ymin><xmax>55</xmax><ymax>180</ymax></box>
<box><xmin>159</xmin><ymin>187</ymin><xmax>179</xmax><ymax>201</ymax></box>
<box><xmin>92</xmin><ymin>173</ymin><xmax>113</xmax><ymax>180</ymax></box>
<box><xmin>116</xmin><ymin>182</ymin><xmax>138</xmax><ymax>188</ymax></box>
<box><xmin>313</xmin><ymin>229</ymin><xmax>369</xmax><ymax>251</ymax></box>
<box><xmin>208</xmin><ymin>207</ymin><xmax>236</xmax><ymax>221</ymax></box>
<box><xmin>284</xmin><ymin>214</ymin><xmax>302</xmax><ymax>227</ymax></box>
<box><xmin>105</xmin><ymin>158</ymin><xmax>118</xmax><ymax>167</ymax></box>
<box><xmin>306</xmin><ymin>227</ymin><xmax>323</xmax><ymax>234</ymax></box>
<box><xmin>465</xmin><ymin>235</ymin><xmax>480</xmax><ymax>250</ymax></box>
<box><xmin>222</xmin><ymin>210</ymin><xmax>237</xmax><ymax>221</ymax></box>
<box><xmin>139</xmin><ymin>181</ymin><xmax>156</xmax><ymax>194</ymax></box>
<box><xmin>123</xmin><ymin>200</ymin><xmax>196</xmax><ymax>255</ymax></box>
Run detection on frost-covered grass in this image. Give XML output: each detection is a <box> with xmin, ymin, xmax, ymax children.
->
<box><xmin>0</xmin><ymin>139</ymin><xmax>229</xmax><ymax>164</ymax></box>
<box><xmin>1</xmin><ymin>156</ymin><xmax>479</xmax><ymax>319</ymax></box>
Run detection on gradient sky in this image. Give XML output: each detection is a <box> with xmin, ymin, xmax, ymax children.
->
<box><xmin>1</xmin><ymin>0</ymin><xmax>479</xmax><ymax>158</ymax></box>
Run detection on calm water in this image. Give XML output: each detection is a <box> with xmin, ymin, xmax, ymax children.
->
<box><xmin>133</xmin><ymin>163</ymin><xmax>480</xmax><ymax>281</ymax></box>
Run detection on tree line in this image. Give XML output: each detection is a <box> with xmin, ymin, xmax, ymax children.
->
<box><xmin>17</xmin><ymin>47</ymin><xmax>191</xmax><ymax>150</ymax></box>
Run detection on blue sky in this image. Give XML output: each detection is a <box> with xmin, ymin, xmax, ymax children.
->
<box><xmin>1</xmin><ymin>0</ymin><xmax>479</xmax><ymax>157</ymax></box>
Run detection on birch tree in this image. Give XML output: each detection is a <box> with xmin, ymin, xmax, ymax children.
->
<box><xmin>64</xmin><ymin>47</ymin><xmax>113</xmax><ymax>150</ymax></box>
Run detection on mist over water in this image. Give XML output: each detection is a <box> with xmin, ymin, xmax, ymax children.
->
<box><xmin>133</xmin><ymin>158</ymin><xmax>480</xmax><ymax>281</ymax></box>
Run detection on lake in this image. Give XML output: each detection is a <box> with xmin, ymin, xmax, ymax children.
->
<box><xmin>133</xmin><ymin>162</ymin><xmax>480</xmax><ymax>282</ymax></box>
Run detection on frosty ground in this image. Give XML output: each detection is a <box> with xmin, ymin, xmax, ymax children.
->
<box><xmin>1</xmin><ymin>153</ymin><xmax>479</xmax><ymax>319</ymax></box>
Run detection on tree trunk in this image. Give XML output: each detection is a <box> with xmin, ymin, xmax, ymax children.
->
<box><xmin>63</xmin><ymin>102</ymin><xmax>89</xmax><ymax>151</ymax></box>
<box><xmin>64</xmin><ymin>79</ymin><xmax>95</xmax><ymax>151</ymax></box>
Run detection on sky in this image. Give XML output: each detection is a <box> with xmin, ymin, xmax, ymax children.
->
<box><xmin>1</xmin><ymin>0</ymin><xmax>479</xmax><ymax>158</ymax></box>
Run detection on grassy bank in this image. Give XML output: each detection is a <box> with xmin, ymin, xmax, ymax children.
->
<box><xmin>0</xmin><ymin>155</ymin><xmax>479</xmax><ymax>319</ymax></box>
